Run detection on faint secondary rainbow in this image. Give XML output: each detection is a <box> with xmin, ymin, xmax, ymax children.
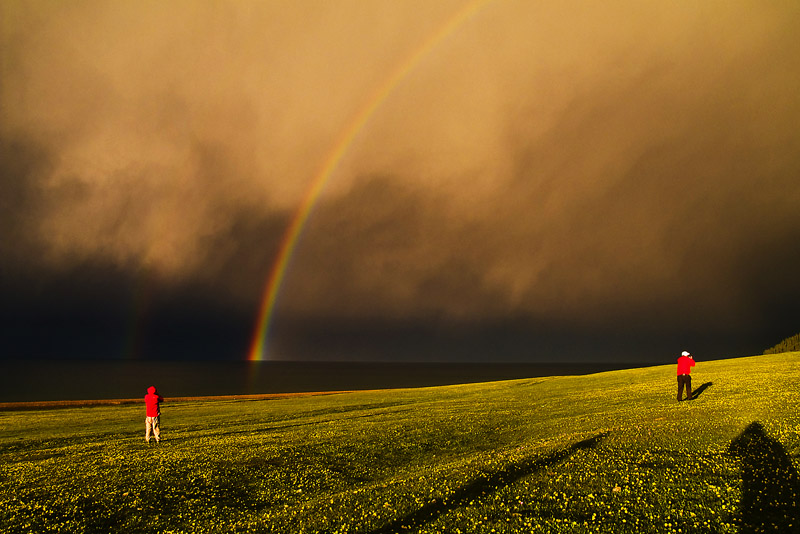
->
<box><xmin>247</xmin><ymin>0</ymin><xmax>492</xmax><ymax>362</ymax></box>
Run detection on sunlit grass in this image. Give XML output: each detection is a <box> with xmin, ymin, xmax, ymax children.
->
<box><xmin>1</xmin><ymin>352</ymin><xmax>798</xmax><ymax>532</ymax></box>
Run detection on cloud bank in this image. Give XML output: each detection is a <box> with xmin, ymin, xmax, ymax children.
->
<box><xmin>2</xmin><ymin>0</ymin><xmax>799</xmax><ymax>361</ymax></box>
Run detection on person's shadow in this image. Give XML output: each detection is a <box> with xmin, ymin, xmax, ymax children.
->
<box><xmin>366</xmin><ymin>432</ymin><xmax>609</xmax><ymax>533</ymax></box>
<box><xmin>688</xmin><ymin>381</ymin><xmax>713</xmax><ymax>400</ymax></box>
<box><xmin>728</xmin><ymin>422</ymin><xmax>800</xmax><ymax>533</ymax></box>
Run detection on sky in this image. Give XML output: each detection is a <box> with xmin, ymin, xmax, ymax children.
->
<box><xmin>2</xmin><ymin>0</ymin><xmax>799</xmax><ymax>364</ymax></box>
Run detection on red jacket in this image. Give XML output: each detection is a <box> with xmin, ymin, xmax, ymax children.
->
<box><xmin>144</xmin><ymin>386</ymin><xmax>163</xmax><ymax>417</ymax></box>
<box><xmin>677</xmin><ymin>356</ymin><xmax>695</xmax><ymax>375</ymax></box>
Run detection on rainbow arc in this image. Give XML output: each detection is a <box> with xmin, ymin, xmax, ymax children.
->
<box><xmin>248</xmin><ymin>0</ymin><xmax>493</xmax><ymax>361</ymax></box>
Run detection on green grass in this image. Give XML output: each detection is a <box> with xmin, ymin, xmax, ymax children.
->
<box><xmin>2</xmin><ymin>353</ymin><xmax>799</xmax><ymax>533</ymax></box>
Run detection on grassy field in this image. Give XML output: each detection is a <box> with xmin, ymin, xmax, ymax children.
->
<box><xmin>1</xmin><ymin>353</ymin><xmax>799</xmax><ymax>533</ymax></box>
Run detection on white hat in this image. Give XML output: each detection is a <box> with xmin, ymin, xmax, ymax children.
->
<box><xmin>681</xmin><ymin>351</ymin><xmax>691</xmax><ymax>356</ymax></box>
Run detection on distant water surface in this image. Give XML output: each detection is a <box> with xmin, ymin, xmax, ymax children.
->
<box><xmin>5</xmin><ymin>360</ymin><xmax>630</xmax><ymax>403</ymax></box>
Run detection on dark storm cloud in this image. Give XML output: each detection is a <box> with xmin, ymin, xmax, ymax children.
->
<box><xmin>2</xmin><ymin>1</ymin><xmax>799</xmax><ymax>361</ymax></box>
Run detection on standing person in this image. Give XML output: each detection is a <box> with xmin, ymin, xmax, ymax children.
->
<box><xmin>144</xmin><ymin>386</ymin><xmax>163</xmax><ymax>444</ymax></box>
<box><xmin>676</xmin><ymin>351</ymin><xmax>695</xmax><ymax>401</ymax></box>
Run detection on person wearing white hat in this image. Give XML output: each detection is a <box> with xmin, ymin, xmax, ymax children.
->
<box><xmin>676</xmin><ymin>351</ymin><xmax>695</xmax><ymax>401</ymax></box>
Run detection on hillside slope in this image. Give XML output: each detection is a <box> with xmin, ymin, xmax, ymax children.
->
<box><xmin>1</xmin><ymin>352</ymin><xmax>799</xmax><ymax>533</ymax></box>
<box><xmin>764</xmin><ymin>332</ymin><xmax>800</xmax><ymax>355</ymax></box>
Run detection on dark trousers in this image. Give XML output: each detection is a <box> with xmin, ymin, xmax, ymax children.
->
<box><xmin>677</xmin><ymin>374</ymin><xmax>692</xmax><ymax>401</ymax></box>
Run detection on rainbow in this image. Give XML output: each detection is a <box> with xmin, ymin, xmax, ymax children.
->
<box><xmin>122</xmin><ymin>269</ymin><xmax>155</xmax><ymax>360</ymax></box>
<box><xmin>247</xmin><ymin>0</ymin><xmax>492</xmax><ymax>361</ymax></box>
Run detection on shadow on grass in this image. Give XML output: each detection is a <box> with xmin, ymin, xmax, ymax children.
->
<box><xmin>366</xmin><ymin>432</ymin><xmax>609</xmax><ymax>534</ymax></box>
<box><xmin>728</xmin><ymin>422</ymin><xmax>800</xmax><ymax>534</ymax></box>
<box><xmin>688</xmin><ymin>381</ymin><xmax>713</xmax><ymax>400</ymax></box>
<box><xmin>207</xmin><ymin>407</ymin><xmax>415</xmax><ymax>439</ymax></box>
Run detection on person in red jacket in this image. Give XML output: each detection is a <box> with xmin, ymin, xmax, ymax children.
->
<box><xmin>144</xmin><ymin>386</ymin><xmax>164</xmax><ymax>444</ymax></box>
<box><xmin>676</xmin><ymin>351</ymin><xmax>695</xmax><ymax>401</ymax></box>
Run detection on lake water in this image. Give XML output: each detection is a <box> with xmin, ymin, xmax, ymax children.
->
<box><xmin>4</xmin><ymin>360</ymin><xmax>629</xmax><ymax>403</ymax></box>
